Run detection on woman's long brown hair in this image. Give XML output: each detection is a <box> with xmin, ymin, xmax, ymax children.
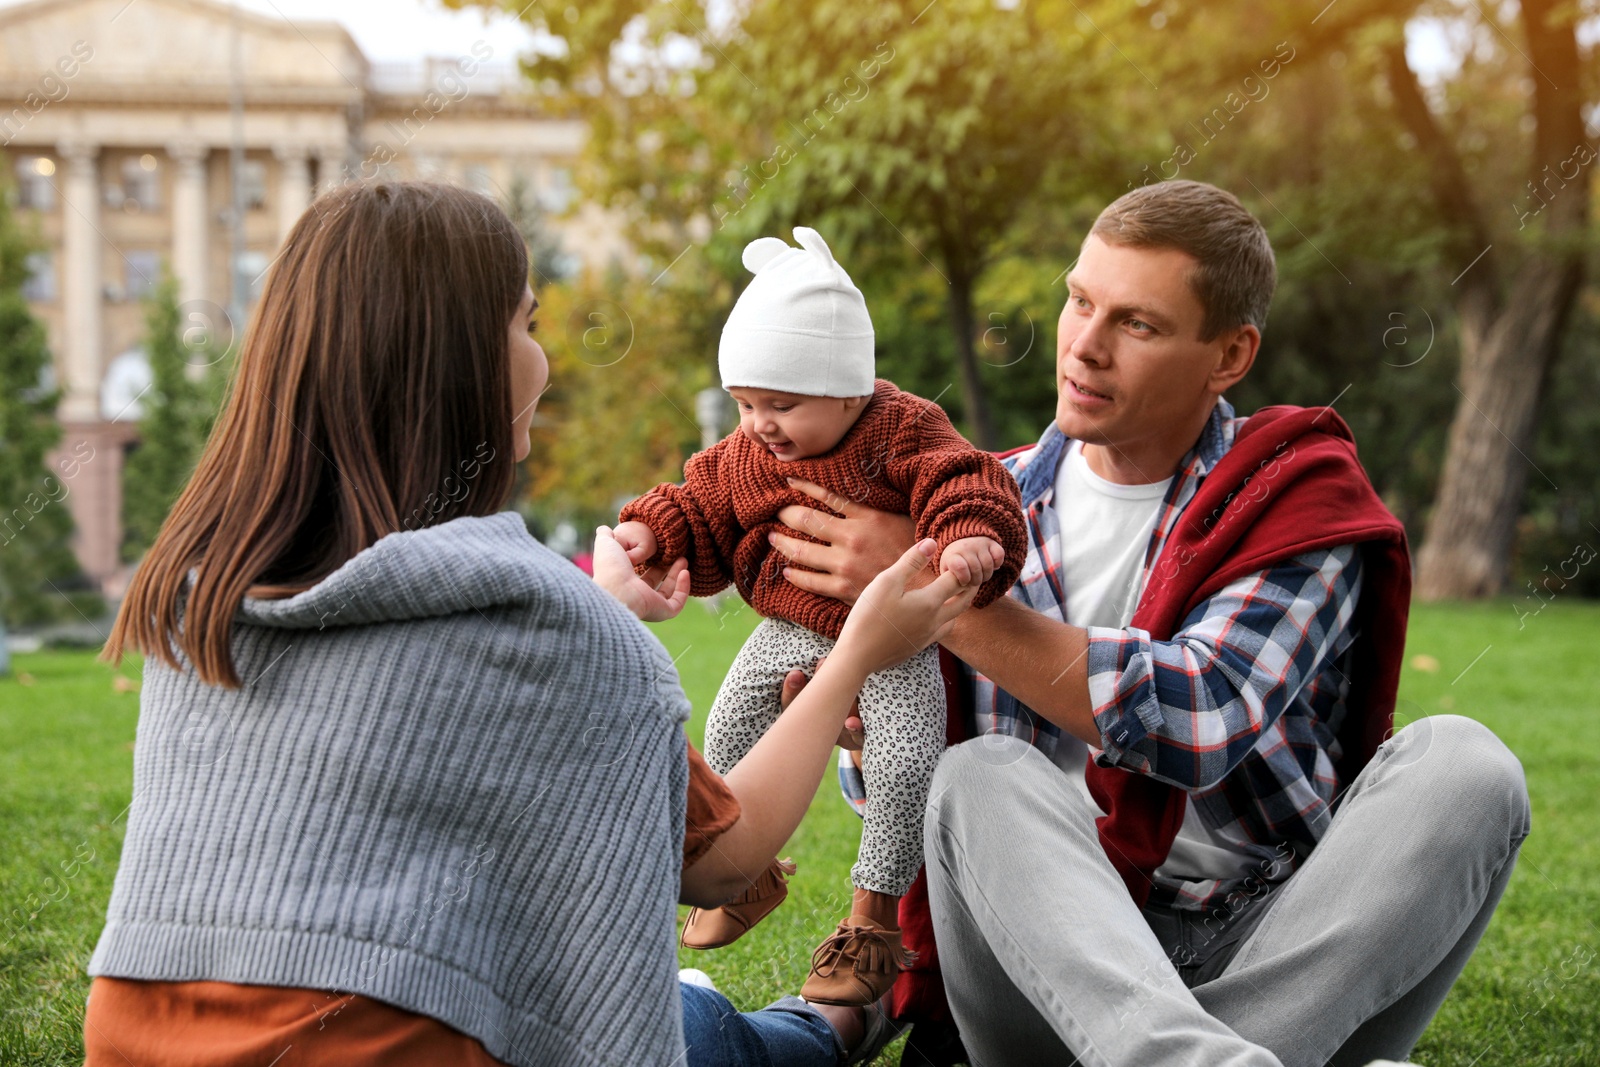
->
<box><xmin>103</xmin><ymin>181</ymin><xmax>529</xmax><ymax>688</ymax></box>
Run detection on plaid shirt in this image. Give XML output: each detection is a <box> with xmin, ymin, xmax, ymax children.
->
<box><xmin>840</xmin><ymin>399</ymin><xmax>1366</xmax><ymax>913</ymax></box>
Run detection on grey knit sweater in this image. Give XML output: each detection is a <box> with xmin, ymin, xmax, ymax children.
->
<box><xmin>89</xmin><ymin>511</ymin><xmax>692</xmax><ymax>1066</ymax></box>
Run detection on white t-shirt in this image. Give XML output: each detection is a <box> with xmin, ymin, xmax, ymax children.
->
<box><xmin>1053</xmin><ymin>440</ymin><xmax>1171</xmax><ymax>630</ymax></box>
<box><xmin>1052</xmin><ymin>441</ymin><xmax>1254</xmax><ymax>884</ymax></box>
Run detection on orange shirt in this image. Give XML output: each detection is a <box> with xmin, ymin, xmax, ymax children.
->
<box><xmin>84</xmin><ymin>742</ymin><xmax>741</xmax><ymax>1066</ymax></box>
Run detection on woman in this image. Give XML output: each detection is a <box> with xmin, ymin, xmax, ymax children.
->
<box><xmin>89</xmin><ymin>180</ymin><xmax>971</xmax><ymax>1065</ymax></box>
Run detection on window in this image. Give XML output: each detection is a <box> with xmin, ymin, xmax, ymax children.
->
<box><xmin>101</xmin><ymin>348</ymin><xmax>153</xmax><ymax>422</ymax></box>
<box><xmin>235</xmin><ymin>250</ymin><xmax>271</xmax><ymax>302</ymax></box>
<box><xmin>15</xmin><ymin>156</ymin><xmax>55</xmax><ymax>210</ymax></box>
<box><xmin>125</xmin><ymin>251</ymin><xmax>162</xmax><ymax>301</ymax></box>
<box><xmin>123</xmin><ymin>154</ymin><xmax>160</xmax><ymax>212</ymax></box>
<box><xmin>108</xmin><ymin>154</ymin><xmax>161</xmax><ymax>213</ymax></box>
<box><xmin>21</xmin><ymin>252</ymin><xmax>55</xmax><ymax>302</ymax></box>
<box><xmin>236</xmin><ymin>159</ymin><xmax>267</xmax><ymax>211</ymax></box>
<box><xmin>464</xmin><ymin>164</ymin><xmax>494</xmax><ymax>195</ymax></box>
<box><xmin>540</xmin><ymin>165</ymin><xmax>574</xmax><ymax>212</ymax></box>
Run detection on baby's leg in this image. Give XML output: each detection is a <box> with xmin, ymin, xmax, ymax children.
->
<box><xmin>852</xmin><ymin>644</ymin><xmax>946</xmax><ymax>897</ymax></box>
<box><xmin>799</xmin><ymin>645</ymin><xmax>943</xmax><ymax>1006</ymax></box>
<box><xmin>704</xmin><ymin>617</ymin><xmax>836</xmax><ymax>776</ymax></box>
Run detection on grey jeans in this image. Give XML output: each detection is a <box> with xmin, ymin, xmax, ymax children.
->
<box><xmin>922</xmin><ymin>715</ymin><xmax>1531</xmax><ymax>1067</ymax></box>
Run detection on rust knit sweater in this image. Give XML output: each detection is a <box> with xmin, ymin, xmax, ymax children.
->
<box><xmin>619</xmin><ymin>379</ymin><xmax>1027</xmax><ymax>639</ymax></box>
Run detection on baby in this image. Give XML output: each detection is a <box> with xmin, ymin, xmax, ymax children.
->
<box><xmin>614</xmin><ymin>227</ymin><xmax>1026</xmax><ymax>1007</ymax></box>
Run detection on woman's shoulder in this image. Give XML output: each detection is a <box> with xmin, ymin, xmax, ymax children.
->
<box><xmin>233</xmin><ymin>512</ymin><xmax>608</xmax><ymax>630</ymax></box>
<box><xmin>180</xmin><ymin>511</ymin><xmax>689</xmax><ymax>726</ymax></box>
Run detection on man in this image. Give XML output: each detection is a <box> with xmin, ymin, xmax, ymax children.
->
<box><xmin>769</xmin><ymin>180</ymin><xmax>1530</xmax><ymax>1066</ymax></box>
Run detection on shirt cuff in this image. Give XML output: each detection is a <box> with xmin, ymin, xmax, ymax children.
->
<box><xmin>1085</xmin><ymin>624</ymin><xmax>1165</xmax><ymax>772</ymax></box>
<box><xmin>836</xmin><ymin>748</ymin><xmax>867</xmax><ymax>819</ymax></box>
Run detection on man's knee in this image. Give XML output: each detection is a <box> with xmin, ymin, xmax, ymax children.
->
<box><xmin>925</xmin><ymin>736</ymin><xmax>1099</xmax><ymax>858</ymax></box>
<box><xmin>928</xmin><ymin>735</ymin><xmax>1039</xmax><ymax>810</ymax></box>
<box><xmin>1389</xmin><ymin>715</ymin><xmax>1530</xmax><ymax>840</ymax></box>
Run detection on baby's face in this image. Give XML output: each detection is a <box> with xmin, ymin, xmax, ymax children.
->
<box><xmin>728</xmin><ymin>387</ymin><xmax>867</xmax><ymax>461</ymax></box>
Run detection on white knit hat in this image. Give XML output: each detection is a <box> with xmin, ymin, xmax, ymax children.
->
<box><xmin>718</xmin><ymin>227</ymin><xmax>875</xmax><ymax>398</ymax></box>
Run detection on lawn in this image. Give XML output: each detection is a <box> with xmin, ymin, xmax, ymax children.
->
<box><xmin>1</xmin><ymin>599</ymin><xmax>1596</xmax><ymax>1065</ymax></box>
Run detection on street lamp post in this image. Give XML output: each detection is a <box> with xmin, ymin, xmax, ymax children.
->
<box><xmin>694</xmin><ymin>387</ymin><xmax>732</xmax><ymax>451</ymax></box>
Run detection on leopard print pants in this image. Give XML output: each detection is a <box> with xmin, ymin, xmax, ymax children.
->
<box><xmin>704</xmin><ymin>616</ymin><xmax>944</xmax><ymax>896</ymax></box>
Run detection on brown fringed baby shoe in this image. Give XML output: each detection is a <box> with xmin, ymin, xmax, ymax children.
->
<box><xmin>799</xmin><ymin>915</ymin><xmax>915</xmax><ymax>1006</ymax></box>
<box><xmin>680</xmin><ymin>858</ymin><xmax>796</xmax><ymax>950</ymax></box>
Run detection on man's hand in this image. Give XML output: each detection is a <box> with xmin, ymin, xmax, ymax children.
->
<box><xmin>940</xmin><ymin>536</ymin><xmax>1005</xmax><ymax>586</ymax></box>
<box><xmin>772</xmin><ymin>478</ymin><xmax>917</xmax><ymax>605</ymax></box>
<box><xmin>778</xmin><ymin>663</ymin><xmax>864</xmax><ymax>751</ymax></box>
<box><xmin>592</xmin><ymin>525</ymin><xmax>689</xmax><ymax>622</ymax></box>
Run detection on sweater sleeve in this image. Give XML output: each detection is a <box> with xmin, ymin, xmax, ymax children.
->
<box><xmin>882</xmin><ymin>398</ymin><xmax>1028</xmax><ymax>609</ymax></box>
<box><xmin>682</xmin><ymin>739</ymin><xmax>741</xmax><ymax>870</ymax></box>
<box><xmin>617</xmin><ymin>442</ymin><xmax>739</xmax><ymax>598</ymax></box>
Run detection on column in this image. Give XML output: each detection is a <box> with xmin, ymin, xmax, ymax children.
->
<box><xmin>314</xmin><ymin>145</ymin><xmax>346</xmax><ymax>195</ymax></box>
<box><xmin>167</xmin><ymin>139</ymin><xmax>210</xmax><ymax>308</ymax></box>
<box><xmin>47</xmin><ymin>422</ymin><xmax>137</xmax><ymax>595</ymax></box>
<box><xmin>56</xmin><ymin>138</ymin><xmax>101</xmax><ymax>425</ymax></box>
<box><xmin>273</xmin><ymin>143</ymin><xmax>311</xmax><ymax>241</ymax></box>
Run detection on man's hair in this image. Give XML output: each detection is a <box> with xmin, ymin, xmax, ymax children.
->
<box><xmin>1090</xmin><ymin>180</ymin><xmax>1276</xmax><ymax>341</ymax></box>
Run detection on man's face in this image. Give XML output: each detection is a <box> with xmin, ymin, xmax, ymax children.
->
<box><xmin>1056</xmin><ymin>234</ymin><xmax>1238</xmax><ymax>473</ymax></box>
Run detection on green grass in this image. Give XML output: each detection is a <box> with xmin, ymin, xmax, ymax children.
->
<box><xmin>0</xmin><ymin>650</ymin><xmax>142</xmax><ymax>1066</ymax></box>
<box><xmin>2</xmin><ymin>601</ymin><xmax>1597</xmax><ymax>1064</ymax></box>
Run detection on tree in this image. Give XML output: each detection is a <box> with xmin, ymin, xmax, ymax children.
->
<box><xmin>0</xmin><ymin>182</ymin><xmax>97</xmax><ymax>628</ymax></box>
<box><xmin>504</xmin><ymin>172</ymin><xmax>575</xmax><ymax>290</ymax></box>
<box><xmin>121</xmin><ymin>273</ymin><xmax>226</xmax><ymax>562</ymax></box>
<box><xmin>1383</xmin><ymin>0</ymin><xmax>1591</xmax><ymax>598</ymax></box>
<box><xmin>1121</xmin><ymin>0</ymin><xmax>1597</xmax><ymax>598</ymax></box>
<box><xmin>460</xmin><ymin>0</ymin><xmax>1131</xmax><ymax>446</ymax></box>
<box><xmin>523</xmin><ymin>262</ymin><xmax>720</xmax><ymax>527</ymax></box>
<box><xmin>465</xmin><ymin>0</ymin><xmax>1598</xmax><ymax>596</ymax></box>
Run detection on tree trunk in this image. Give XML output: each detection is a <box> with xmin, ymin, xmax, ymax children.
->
<box><xmin>1412</xmin><ymin>0</ymin><xmax>1587</xmax><ymax>599</ymax></box>
<box><xmin>1415</xmin><ymin>260</ymin><xmax>1582</xmax><ymax>598</ymax></box>
<box><xmin>945</xmin><ymin>270</ymin><xmax>996</xmax><ymax>449</ymax></box>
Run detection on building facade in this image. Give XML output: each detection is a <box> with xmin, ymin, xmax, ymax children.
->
<box><xmin>0</xmin><ymin>0</ymin><xmax>627</xmax><ymax>597</ymax></box>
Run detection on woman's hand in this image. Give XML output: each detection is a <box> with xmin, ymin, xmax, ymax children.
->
<box><xmin>592</xmin><ymin>525</ymin><xmax>690</xmax><ymax>622</ymax></box>
<box><xmin>772</xmin><ymin>478</ymin><xmax>916</xmax><ymax>605</ymax></box>
<box><xmin>611</xmin><ymin>520</ymin><xmax>659</xmax><ymax>566</ymax></box>
<box><xmin>830</xmin><ymin>538</ymin><xmax>979</xmax><ymax>679</ymax></box>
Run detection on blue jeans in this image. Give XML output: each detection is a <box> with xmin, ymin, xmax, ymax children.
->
<box><xmin>680</xmin><ymin>982</ymin><xmax>842</xmax><ymax>1067</ymax></box>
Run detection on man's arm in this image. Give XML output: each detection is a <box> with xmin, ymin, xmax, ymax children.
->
<box><xmin>1083</xmin><ymin>546</ymin><xmax>1363</xmax><ymax>789</ymax></box>
<box><xmin>776</xmin><ymin>475</ymin><xmax>1365</xmax><ymax>785</ymax></box>
<box><xmin>772</xmin><ymin>477</ymin><xmax>1101</xmax><ymax>742</ymax></box>
<box><xmin>952</xmin><ymin>547</ymin><xmax>1363</xmax><ymax>790</ymax></box>
<box><xmin>940</xmin><ymin>595</ymin><xmax>1102</xmax><ymax>745</ymax></box>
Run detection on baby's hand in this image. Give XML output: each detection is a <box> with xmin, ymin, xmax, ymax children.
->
<box><xmin>940</xmin><ymin>536</ymin><xmax>1005</xmax><ymax>586</ymax></box>
<box><xmin>611</xmin><ymin>520</ymin><xmax>659</xmax><ymax>567</ymax></box>
<box><xmin>593</xmin><ymin>525</ymin><xmax>688</xmax><ymax>622</ymax></box>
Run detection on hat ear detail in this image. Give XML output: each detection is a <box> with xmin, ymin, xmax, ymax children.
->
<box><xmin>742</xmin><ymin>236</ymin><xmax>792</xmax><ymax>274</ymax></box>
<box><xmin>792</xmin><ymin>226</ymin><xmax>837</xmax><ymax>267</ymax></box>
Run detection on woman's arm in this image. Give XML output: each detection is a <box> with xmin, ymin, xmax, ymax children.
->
<box><xmin>768</xmin><ymin>481</ymin><xmax>1100</xmax><ymax>746</ymax></box>
<box><xmin>677</xmin><ymin>540</ymin><xmax>978</xmax><ymax>906</ymax></box>
<box><xmin>677</xmin><ymin>662</ymin><xmax>866</xmax><ymax>905</ymax></box>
